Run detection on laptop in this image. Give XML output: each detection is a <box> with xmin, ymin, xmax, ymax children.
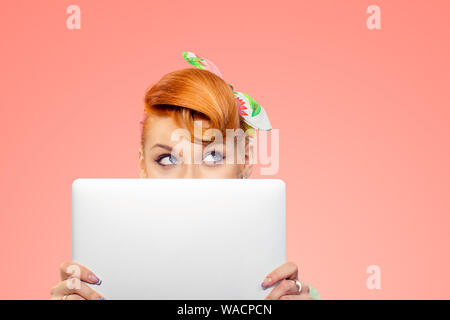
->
<box><xmin>72</xmin><ymin>178</ymin><xmax>286</xmax><ymax>299</ymax></box>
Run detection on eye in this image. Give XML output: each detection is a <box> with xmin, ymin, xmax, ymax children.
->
<box><xmin>155</xmin><ymin>154</ymin><xmax>178</xmax><ymax>166</ymax></box>
<box><xmin>203</xmin><ymin>151</ymin><xmax>224</xmax><ymax>165</ymax></box>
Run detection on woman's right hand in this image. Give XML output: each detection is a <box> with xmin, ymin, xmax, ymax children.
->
<box><xmin>50</xmin><ymin>262</ymin><xmax>105</xmax><ymax>300</ymax></box>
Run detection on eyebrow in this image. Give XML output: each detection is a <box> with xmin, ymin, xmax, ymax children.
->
<box><xmin>151</xmin><ymin>143</ymin><xmax>173</xmax><ymax>151</ymax></box>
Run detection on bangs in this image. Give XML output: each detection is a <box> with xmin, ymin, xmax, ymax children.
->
<box><xmin>142</xmin><ymin>68</ymin><xmax>246</xmax><ymax>146</ymax></box>
<box><xmin>146</xmin><ymin>104</ymin><xmax>213</xmax><ymax>144</ymax></box>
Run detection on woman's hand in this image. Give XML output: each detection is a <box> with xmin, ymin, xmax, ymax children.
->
<box><xmin>50</xmin><ymin>262</ymin><xmax>105</xmax><ymax>300</ymax></box>
<box><xmin>262</xmin><ymin>262</ymin><xmax>313</xmax><ymax>300</ymax></box>
<box><xmin>51</xmin><ymin>261</ymin><xmax>314</xmax><ymax>300</ymax></box>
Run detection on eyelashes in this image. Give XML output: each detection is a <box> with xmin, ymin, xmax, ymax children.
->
<box><xmin>154</xmin><ymin>151</ymin><xmax>226</xmax><ymax>167</ymax></box>
<box><xmin>155</xmin><ymin>153</ymin><xmax>178</xmax><ymax>166</ymax></box>
<box><xmin>203</xmin><ymin>150</ymin><xmax>225</xmax><ymax>166</ymax></box>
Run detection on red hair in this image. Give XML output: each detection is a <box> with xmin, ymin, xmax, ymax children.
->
<box><xmin>141</xmin><ymin>68</ymin><xmax>245</xmax><ymax>145</ymax></box>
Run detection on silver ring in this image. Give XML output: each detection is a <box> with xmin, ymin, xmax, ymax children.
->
<box><xmin>294</xmin><ymin>280</ymin><xmax>302</xmax><ymax>293</ymax></box>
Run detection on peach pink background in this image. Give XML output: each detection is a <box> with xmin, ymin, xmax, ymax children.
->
<box><xmin>1</xmin><ymin>0</ymin><xmax>449</xmax><ymax>299</ymax></box>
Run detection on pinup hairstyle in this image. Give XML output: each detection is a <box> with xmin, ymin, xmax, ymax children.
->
<box><xmin>141</xmin><ymin>68</ymin><xmax>246</xmax><ymax>146</ymax></box>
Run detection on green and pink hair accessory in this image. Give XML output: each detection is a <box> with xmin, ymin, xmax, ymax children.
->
<box><xmin>182</xmin><ymin>51</ymin><xmax>272</xmax><ymax>133</ymax></box>
<box><xmin>140</xmin><ymin>52</ymin><xmax>272</xmax><ymax>136</ymax></box>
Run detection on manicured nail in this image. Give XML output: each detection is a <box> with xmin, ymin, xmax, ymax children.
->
<box><xmin>88</xmin><ymin>274</ymin><xmax>101</xmax><ymax>285</ymax></box>
<box><xmin>261</xmin><ymin>277</ymin><xmax>272</xmax><ymax>288</ymax></box>
<box><xmin>97</xmin><ymin>297</ymin><xmax>105</xmax><ymax>300</ymax></box>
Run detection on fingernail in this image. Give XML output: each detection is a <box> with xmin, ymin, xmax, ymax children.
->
<box><xmin>261</xmin><ymin>277</ymin><xmax>272</xmax><ymax>288</ymax></box>
<box><xmin>97</xmin><ymin>297</ymin><xmax>105</xmax><ymax>300</ymax></box>
<box><xmin>88</xmin><ymin>274</ymin><xmax>102</xmax><ymax>285</ymax></box>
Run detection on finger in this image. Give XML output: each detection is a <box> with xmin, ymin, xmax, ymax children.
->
<box><xmin>279</xmin><ymin>294</ymin><xmax>312</xmax><ymax>300</ymax></box>
<box><xmin>60</xmin><ymin>261</ymin><xmax>101</xmax><ymax>285</ymax></box>
<box><xmin>52</xmin><ymin>294</ymin><xmax>85</xmax><ymax>301</ymax></box>
<box><xmin>298</xmin><ymin>282</ymin><xmax>310</xmax><ymax>295</ymax></box>
<box><xmin>66</xmin><ymin>294</ymin><xmax>85</xmax><ymax>300</ymax></box>
<box><xmin>261</xmin><ymin>261</ymin><xmax>298</xmax><ymax>288</ymax></box>
<box><xmin>50</xmin><ymin>294</ymin><xmax>86</xmax><ymax>301</ymax></box>
<box><xmin>51</xmin><ymin>279</ymin><xmax>104</xmax><ymax>300</ymax></box>
<box><xmin>264</xmin><ymin>279</ymin><xmax>299</xmax><ymax>300</ymax></box>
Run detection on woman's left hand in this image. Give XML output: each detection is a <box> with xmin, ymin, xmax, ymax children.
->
<box><xmin>262</xmin><ymin>262</ymin><xmax>312</xmax><ymax>300</ymax></box>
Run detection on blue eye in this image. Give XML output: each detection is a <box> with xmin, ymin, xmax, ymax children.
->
<box><xmin>203</xmin><ymin>151</ymin><xmax>224</xmax><ymax>165</ymax></box>
<box><xmin>156</xmin><ymin>154</ymin><xmax>178</xmax><ymax>166</ymax></box>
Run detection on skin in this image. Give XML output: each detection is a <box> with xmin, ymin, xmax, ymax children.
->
<box><xmin>50</xmin><ymin>115</ymin><xmax>313</xmax><ymax>300</ymax></box>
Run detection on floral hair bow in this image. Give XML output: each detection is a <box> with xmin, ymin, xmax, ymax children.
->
<box><xmin>182</xmin><ymin>51</ymin><xmax>272</xmax><ymax>134</ymax></box>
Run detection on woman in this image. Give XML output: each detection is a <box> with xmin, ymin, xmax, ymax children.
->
<box><xmin>50</xmin><ymin>52</ymin><xmax>320</xmax><ymax>300</ymax></box>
